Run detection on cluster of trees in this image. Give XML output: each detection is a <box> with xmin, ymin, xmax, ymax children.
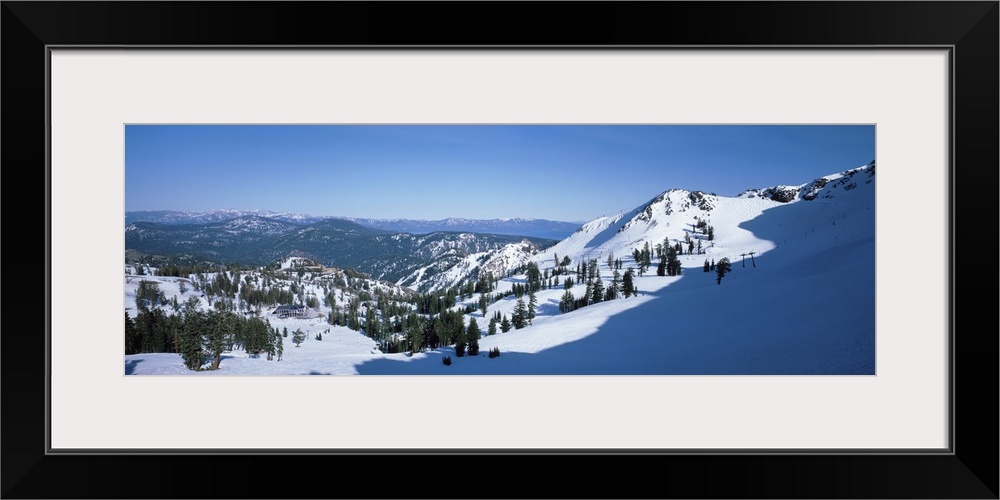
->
<box><xmin>153</xmin><ymin>262</ymin><xmax>225</xmax><ymax>278</ymax></box>
<box><xmin>483</xmin><ymin>288</ymin><xmax>536</xmax><ymax>336</ymax></box>
<box><xmin>694</xmin><ymin>218</ymin><xmax>715</xmax><ymax>241</ymax></box>
<box><xmin>550</xmin><ymin>253</ymin><xmax>573</xmax><ymax>276</ymax></box>
<box><xmin>457</xmin><ymin>272</ymin><xmax>498</xmax><ymax>300</ymax></box>
<box><xmin>135</xmin><ymin>280</ymin><xmax>168</xmax><ymax>309</ymax></box>
<box><xmin>559</xmin><ymin>261</ymin><xmax>637</xmax><ymax>315</ymax></box>
<box><xmin>657</xmin><ymin>245</ymin><xmax>682</xmax><ymax>277</ymax></box>
<box><xmin>126</xmin><ymin>305</ymin><xmax>284</xmax><ymax>371</ymax></box>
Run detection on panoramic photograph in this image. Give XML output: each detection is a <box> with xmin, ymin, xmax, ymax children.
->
<box><xmin>124</xmin><ymin>124</ymin><xmax>876</xmax><ymax>375</ymax></box>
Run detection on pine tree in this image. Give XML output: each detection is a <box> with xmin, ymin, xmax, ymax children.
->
<box><xmin>467</xmin><ymin>318</ymin><xmax>480</xmax><ymax>356</ymax></box>
<box><xmin>180</xmin><ymin>311</ymin><xmax>205</xmax><ymax>371</ymax></box>
<box><xmin>500</xmin><ymin>315</ymin><xmax>511</xmax><ymax>333</ymax></box>
<box><xmin>513</xmin><ymin>298</ymin><xmax>527</xmax><ymax>329</ymax></box>
<box><xmin>125</xmin><ymin>312</ymin><xmax>140</xmax><ymax>355</ymax></box>
<box><xmin>703</xmin><ymin>259</ymin><xmax>711</xmax><ymax>272</ymax></box>
<box><xmin>591</xmin><ymin>276</ymin><xmax>604</xmax><ymax>304</ymax></box>
<box><xmin>454</xmin><ymin>323</ymin><xmax>467</xmax><ymax>357</ymax></box>
<box><xmin>666</xmin><ymin>246</ymin><xmax>681</xmax><ymax>276</ymax></box>
<box><xmin>623</xmin><ymin>267</ymin><xmax>636</xmax><ymax>298</ymax></box>
<box><xmin>408</xmin><ymin>322</ymin><xmax>424</xmax><ymax>354</ymax></box>
<box><xmin>479</xmin><ymin>293</ymin><xmax>488</xmax><ymax>317</ymax></box>
<box><xmin>205</xmin><ymin>311</ymin><xmax>230</xmax><ymax>370</ymax></box>
<box><xmin>657</xmin><ymin>254</ymin><xmax>667</xmax><ymax>276</ymax></box>
<box><xmin>274</xmin><ymin>329</ymin><xmax>284</xmax><ymax>361</ymax></box>
<box><xmin>527</xmin><ymin>291</ymin><xmax>537</xmax><ymax>325</ymax></box>
<box><xmin>716</xmin><ymin>258</ymin><xmax>732</xmax><ymax>285</ymax></box>
<box><xmin>488</xmin><ymin>316</ymin><xmax>497</xmax><ymax>335</ymax></box>
<box><xmin>560</xmin><ymin>289</ymin><xmax>575</xmax><ymax>314</ymax></box>
<box><xmin>293</xmin><ymin>328</ymin><xmax>306</xmax><ymax>347</ymax></box>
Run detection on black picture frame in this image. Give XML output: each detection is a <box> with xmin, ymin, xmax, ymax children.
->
<box><xmin>3</xmin><ymin>2</ymin><xmax>996</xmax><ymax>498</ymax></box>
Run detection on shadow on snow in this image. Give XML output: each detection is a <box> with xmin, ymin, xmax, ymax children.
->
<box><xmin>354</xmin><ymin>199</ymin><xmax>875</xmax><ymax>375</ymax></box>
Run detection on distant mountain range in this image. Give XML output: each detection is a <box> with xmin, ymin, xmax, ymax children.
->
<box><xmin>125</xmin><ymin>211</ymin><xmax>581</xmax><ymax>240</ymax></box>
<box><xmin>125</xmin><ymin>217</ymin><xmax>555</xmax><ymax>291</ymax></box>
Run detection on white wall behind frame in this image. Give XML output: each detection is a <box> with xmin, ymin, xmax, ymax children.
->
<box><xmin>50</xmin><ymin>50</ymin><xmax>948</xmax><ymax>450</ymax></box>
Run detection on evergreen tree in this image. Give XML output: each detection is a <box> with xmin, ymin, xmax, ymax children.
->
<box><xmin>467</xmin><ymin>318</ymin><xmax>480</xmax><ymax>356</ymax></box>
<box><xmin>513</xmin><ymin>298</ymin><xmax>527</xmax><ymax>329</ymax></box>
<box><xmin>559</xmin><ymin>289</ymin><xmax>575</xmax><ymax>314</ymax></box>
<box><xmin>205</xmin><ymin>311</ymin><xmax>230</xmax><ymax>370</ymax></box>
<box><xmin>408</xmin><ymin>321</ymin><xmax>424</xmax><ymax>354</ymax></box>
<box><xmin>293</xmin><ymin>328</ymin><xmax>306</xmax><ymax>347</ymax></box>
<box><xmin>609</xmin><ymin>270</ymin><xmax>621</xmax><ymax>300</ymax></box>
<box><xmin>623</xmin><ymin>267</ymin><xmax>636</xmax><ymax>298</ymax></box>
<box><xmin>527</xmin><ymin>291</ymin><xmax>537</xmax><ymax>325</ymax></box>
<box><xmin>657</xmin><ymin>254</ymin><xmax>667</xmax><ymax>276</ymax></box>
<box><xmin>124</xmin><ymin>312</ymin><xmax>140</xmax><ymax>355</ymax></box>
<box><xmin>703</xmin><ymin>259</ymin><xmax>711</xmax><ymax>272</ymax></box>
<box><xmin>591</xmin><ymin>276</ymin><xmax>604</xmax><ymax>304</ymax></box>
<box><xmin>666</xmin><ymin>246</ymin><xmax>681</xmax><ymax>276</ymax></box>
<box><xmin>500</xmin><ymin>315</ymin><xmax>511</xmax><ymax>333</ymax></box>
<box><xmin>274</xmin><ymin>329</ymin><xmax>284</xmax><ymax>361</ymax></box>
<box><xmin>454</xmin><ymin>323</ymin><xmax>467</xmax><ymax>357</ymax></box>
<box><xmin>716</xmin><ymin>258</ymin><xmax>732</xmax><ymax>285</ymax></box>
<box><xmin>479</xmin><ymin>293</ymin><xmax>488</xmax><ymax>317</ymax></box>
<box><xmin>488</xmin><ymin>317</ymin><xmax>497</xmax><ymax>335</ymax></box>
<box><xmin>180</xmin><ymin>311</ymin><xmax>205</xmax><ymax>371</ymax></box>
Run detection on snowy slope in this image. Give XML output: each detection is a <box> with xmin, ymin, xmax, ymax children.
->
<box><xmin>396</xmin><ymin>239</ymin><xmax>541</xmax><ymax>292</ymax></box>
<box><xmin>126</xmin><ymin>163</ymin><xmax>875</xmax><ymax>375</ymax></box>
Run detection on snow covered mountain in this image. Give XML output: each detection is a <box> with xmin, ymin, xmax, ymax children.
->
<box><xmin>125</xmin><ymin>216</ymin><xmax>557</xmax><ymax>288</ymax></box>
<box><xmin>125</xmin><ymin>209</ymin><xmax>325</xmax><ymax>226</ymax></box>
<box><xmin>340</xmin><ymin>217</ymin><xmax>581</xmax><ymax>240</ymax></box>
<box><xmin>126</xmin><ymin>161</ymin><xmax>876</xmax><ymax>375</ymax></box>
<box><xmin>395</xmin><ymin>238</ymin><xmax>544</xmax><ymax>292</ymax></box>
<box><xmin>534</xmin><ymin>161</ymin><xmax>876</xmax><ymax>271</ymax></box>
<box><xmin>125</xmin><ymin>210</ymin><xmax>581</xmax><ymax>239</ymax></box>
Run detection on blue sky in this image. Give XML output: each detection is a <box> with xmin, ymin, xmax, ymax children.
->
<box><xmin>125</xmin><ymin>125</ymin><xmax>874</xmax><ymax>222</ymax></box>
